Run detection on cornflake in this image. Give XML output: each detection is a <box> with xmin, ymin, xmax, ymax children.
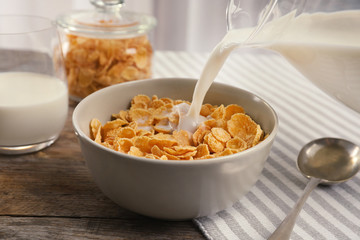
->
<box><xmin>89</xmin><ymin>95</ymin><xmax>266</xmax><ymax>160</ymax></box>
<box><xmin>65</xmin><ymin>35</ymin><xmax>153</xmax><ymax>99</ymax></box>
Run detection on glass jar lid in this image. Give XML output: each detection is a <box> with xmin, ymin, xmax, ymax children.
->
<box><xmin>56</xmin><ymin>0</ymin><xmax>156</xmax><ymax>38</ymax></box>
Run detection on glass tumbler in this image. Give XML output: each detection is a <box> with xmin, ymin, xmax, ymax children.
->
<box><xmin>0</xmin><ymin>15</ymin><xmax>68</xmax><ymax>154</ymax></box>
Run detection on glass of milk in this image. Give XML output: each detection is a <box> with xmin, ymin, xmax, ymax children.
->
<box><xmin>226</xmin><ymin>0</ymin><xmax>360</xmax><ymax>113</ymax></box>
<box><xmin>0</xmin><ymin>15</ymin><xmax>68</xmax><ymax>154</ymax></box>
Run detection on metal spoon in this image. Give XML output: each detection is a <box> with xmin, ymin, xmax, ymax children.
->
<box><xmin>268</xmin><ymin>137</ymin><xmax>360</xmax><ymax>240</ymax></box>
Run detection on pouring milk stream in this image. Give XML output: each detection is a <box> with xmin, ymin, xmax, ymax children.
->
<box><xmin>179</xmin><ymin>6</ymin><xmax>360</xmax><ymax>133</ymax></box>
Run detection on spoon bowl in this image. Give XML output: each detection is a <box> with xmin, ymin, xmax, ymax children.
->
<box><xmin>298</xmin><ymin>138</ymin><xmax>360</xmax><ymax>184</ymax></box>
<box><xmin>269</xmin><ymin>137</ymin><xmax>360</xmax><ymax>240</ymax></box>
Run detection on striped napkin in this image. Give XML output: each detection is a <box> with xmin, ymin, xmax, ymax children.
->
<box><xmin>153</xmin><ymin>51</ymin><xmax>360</xmax><ymax>240</ymax></box>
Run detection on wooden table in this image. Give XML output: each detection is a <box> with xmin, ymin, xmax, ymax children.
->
<box><xmin>0</xmin><ymin>103</ymin><xmax>204</xmax><ymax>239</ymax></box>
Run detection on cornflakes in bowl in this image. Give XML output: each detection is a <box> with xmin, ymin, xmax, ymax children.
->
<box><xmin>89</xmin><ymin>94</ymin><xmax>267</xmax><ymax>160</ymax></box>
<box><xmin>72</xmin><ymin>78</ymin><xmax>278</xmax><ymax>220</ymax></box>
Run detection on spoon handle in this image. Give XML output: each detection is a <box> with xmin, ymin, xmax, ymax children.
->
<box><xmin>268</xmin><ymin>177</ymin><xmax>321</xmax><ymax>240</ymax></box>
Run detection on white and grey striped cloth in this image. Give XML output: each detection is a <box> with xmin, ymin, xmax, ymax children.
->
<box><xmin>153</xmin><ymin>51</ymin><xmax>360</xmax><ymax>240</ymax></box>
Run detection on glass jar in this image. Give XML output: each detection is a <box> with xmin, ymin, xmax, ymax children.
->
<box><xmin>56</xmin><ymin>0</ymin><xmax>156</xmax><ymax>100</ymax></box>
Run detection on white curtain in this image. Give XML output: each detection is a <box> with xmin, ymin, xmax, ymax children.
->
<box><xmin>0</xmin><ymin>0</ymin><xmax>229</xmax><ymax>52</ymax></box>
<box><xmin>145</xmin><ymin>0</ymin><xmax>228</xmax><ymax>52</ymax></box>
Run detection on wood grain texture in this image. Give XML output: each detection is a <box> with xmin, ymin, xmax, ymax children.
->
<box><xmin>0</xmin><ymin>217</ymin><xmax>202</xmax><ymax>240</ymax></box>
<box><xmin>0</xmin><ymin>104</ymin><xmax>204</xmax><ymax>239</ymax></box>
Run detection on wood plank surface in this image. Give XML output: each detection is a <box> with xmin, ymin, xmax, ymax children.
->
<box><xmin>0</xmin><ymin>104</ymin><xmax>204</xmax><ymax>239</ymax></box>
<box><xmin>0</xmin><ymin>217</ymin><xmax>202</xmax><ymax>240</ymax></box>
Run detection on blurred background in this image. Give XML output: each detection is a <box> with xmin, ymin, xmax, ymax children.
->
<box><xmin>0</xmin><ymin>0</ymin><xmax>229</xmax><ymax>52</ymax></box>
<box><xmin>2</xmin><ymin>0</ymin><xmax>358</xmax><ymax>52</ymax></box>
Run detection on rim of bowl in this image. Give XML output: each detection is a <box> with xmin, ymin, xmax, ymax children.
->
<box><xmin>72</xmin><ymin>77</ymin><xmax>278</xmax><ymax>166</ymax></box>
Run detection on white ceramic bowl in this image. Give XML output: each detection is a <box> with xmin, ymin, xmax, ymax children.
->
<box><xmin>73</xmin><ymin>78</ymin><xmax>278</xmax><ymax>220</ymax></box>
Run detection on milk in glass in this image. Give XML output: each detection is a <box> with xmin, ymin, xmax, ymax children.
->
<box><xmin>0</xmin><ymin>72</ymin><xmax>68</xmax><ymax>146</ymax></box>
